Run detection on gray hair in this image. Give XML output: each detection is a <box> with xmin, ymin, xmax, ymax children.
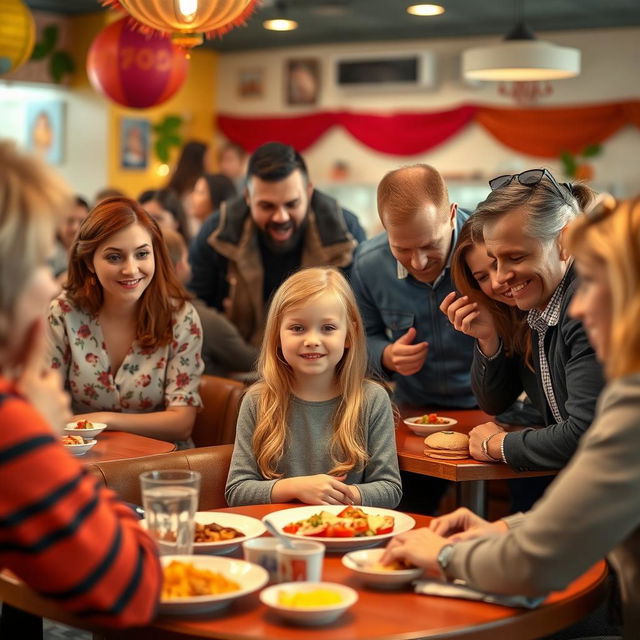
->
<box><xmin>471</xmin><ymin>177</ymin><xmax>596</xmax><ymax>246</ymax></box>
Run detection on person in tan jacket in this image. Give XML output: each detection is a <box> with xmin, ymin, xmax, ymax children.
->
<box><xmin>382</xmin><ymin>194</ymin><xmax>640</xmax><ymax>639</ymax></box>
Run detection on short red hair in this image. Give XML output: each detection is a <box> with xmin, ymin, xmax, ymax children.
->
<box><xmin>65</xmin><ymin>196</ymin><xmax>189</xmax><ymax>349</ymax></box>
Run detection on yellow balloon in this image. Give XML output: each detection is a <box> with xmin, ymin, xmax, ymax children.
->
<box><xmin>0</xmin><ymin>0</ymin><xmax>36</xmax><ymax>75</ymax></box>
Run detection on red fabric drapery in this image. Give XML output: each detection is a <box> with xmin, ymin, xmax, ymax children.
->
<box><xmin>217</xmin><ymin>100</ymin><xmax>640</xmax><ymax>159</ymax></box>
<box><xmin>218</xmin><ymin>105</ymin><xmax>477</xmax><ymax>156</ymax></box>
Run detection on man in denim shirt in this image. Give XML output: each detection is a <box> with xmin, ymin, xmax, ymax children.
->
<box><xmin>352</xmin><ymin>164</ymin><xmax>475</xmax><ymax>408</ymax></box>
<box><xmin>351</xmin><ymin>165</ymin><xmax>475</xmax><ymax>513</ymax></box>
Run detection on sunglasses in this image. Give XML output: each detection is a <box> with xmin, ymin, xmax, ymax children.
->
<box><xmin>583</xmin><ymin>192</ymin><xmax>617</xmax><ymax>222</ymax></box>
<box><xmin>489</xmin><ymin>168</ymin><xmax>567</xmax><ymax>200</ymax></box>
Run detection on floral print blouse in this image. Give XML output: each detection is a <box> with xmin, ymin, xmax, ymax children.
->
<box><xmin>48</xmin><ymin>295</ymin><xmax>203</xmax><ymax>415</ymax></box>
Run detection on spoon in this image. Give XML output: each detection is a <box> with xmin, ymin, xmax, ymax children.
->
<box><xmin>263</xmin><ymin>517</ymin><xmax>294</xmax><ymax>549</ymax></box>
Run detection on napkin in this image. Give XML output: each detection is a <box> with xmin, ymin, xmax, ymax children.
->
<box><xmin>413</xmin><ymin>579</ymin><xmax>545</xmax><ymax>609</ymax></box>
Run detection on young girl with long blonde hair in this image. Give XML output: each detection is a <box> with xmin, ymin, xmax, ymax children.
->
<box><xmin>225</xmin><ymin>267</ymin><xmax>402</xmax><ymax>508</ymax></box>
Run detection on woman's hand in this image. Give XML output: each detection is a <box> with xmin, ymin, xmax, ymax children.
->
<box><xmin>469</xmin><ymin>422</ymin><xmax>507</xmax><ymax>462</ymax></box>
<box><xmin>440</xmin><ymin>292</ymin><xmax>499</xmax><ymax>348</ymax></box>
<box><xmin>429</xmin><ymin>507</ymin><xmax>507</xmax><ymax>542</ymax></box>
<box><xmin>70</xmin><ymin>411</ymin><xmax>113</xmax><ymax>427</ymax></box>
<box><xmin>380</xmin><ymin>527</ymin><xmax>447</xmax><ymax>574</ymax></box>
<box><xmin>274</xmin><ymin>474</ymin><xmax>355</xmax><ymax>505</ymax></box>
<box><xmin>15</xmin><ymin>318</ymin><xmax>71</xmax><ymax>433</ymax></box>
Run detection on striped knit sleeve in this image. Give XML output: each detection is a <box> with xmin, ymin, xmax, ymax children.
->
<box><xmin>0</xmin><ymin>389</ymin><xmax>162</xmax><ymax>627</ymax></box>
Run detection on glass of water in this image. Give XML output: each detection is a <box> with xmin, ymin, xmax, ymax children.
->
<box><xmin>140</xmin><ymin>469</ymin><xmax>201</xmax><ymax>556</ymax></box>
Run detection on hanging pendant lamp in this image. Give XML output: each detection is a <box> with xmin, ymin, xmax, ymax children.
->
<box><xmin>462</xmin><ymin>5</ymin><xmax>580</xmax><ymax>82</ymax></box>
<box><xmin>102</xmin><ymin>0</ymin><xmax>259</xmax><ymax>49</ymax></box>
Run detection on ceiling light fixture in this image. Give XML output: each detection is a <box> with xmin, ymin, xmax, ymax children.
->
<box><xmin>462</xmin><ymin>1</ymin><xmax>580</xmax><ymax>82</ymax></box>
<box><xmin>407</xmin><ymin>4</ymin><xmax>445</xmax><ymax>17</ymax></box>
<box><xmin>263</xmin><ymin>1</ymin><xmax>298</xmax><ymax>31</ymax></box>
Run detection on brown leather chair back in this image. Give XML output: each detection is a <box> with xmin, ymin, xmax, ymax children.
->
<box><xmin>192</xmin><ymin>375</ymin><xmax>245</xmax><ymax>447</ymax></box>
<box><xmin>87</xmin><ymin>445</ymin><xmax>233</xmax><ymax>510</ymax></box>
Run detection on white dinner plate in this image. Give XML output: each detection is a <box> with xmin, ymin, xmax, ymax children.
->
<box><xmin>142</xmin><ymin>512</ymin><xmax>266</xmax><ymax>555</ymax></box>
<box><xmin>160</xmin><ymin>554</ymin><xmax>268</xmax><ymax>615</ymax></box>
<box><xmin>263</xmin><ymin>505</ymin><xmax>415</xmax><ymax>552</ymax></box>
<box><xmin>403</xmin><ymin>415</ymin><xmax>458</xmax><ymax>437</ymax></box>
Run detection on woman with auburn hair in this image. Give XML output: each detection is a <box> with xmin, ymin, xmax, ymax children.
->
<box><xmin>0</xmin><ymin>141</ymin><xmax>161</xmax><ymax>629</ymax></box>
<box><xmin>383</xmin><ymin>195</ymin><xmax>640</xmax><ymax>639</ymax></box>
<box><xmin>225</xmin><ymin>267</ymin><xmax>401</xmax><ymax>508</ymax></box>
<box><xmin>48</xmin><ymin>196</ymin><xmax>203</xmax><ymax>444</ymax></box>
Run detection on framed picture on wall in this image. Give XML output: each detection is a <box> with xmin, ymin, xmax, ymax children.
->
<box><xmin>285</xmin><ymin>58</ymin><xmax>320</xmax><ymax>105</ymax></box>
<box><xmin>120</xmin><ymin>117</ymin><xmax>150</xmax><ymax>170</ymax></box>
<box><xmin>238</xmin><ymin>68</ymin><xmax>264</xmax><ymax>98</ymax></box>
<box><xmin>26</xmin><ymin>100</ymin><xmax>65</xmax><ymax>165</ymax></box>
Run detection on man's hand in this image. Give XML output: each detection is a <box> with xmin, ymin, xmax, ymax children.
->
<box><xmin>380</xmin><ymin>527</ymin><xmax>446</xmax><ymax>576</ymax></box>
<box><xmin>469</xmin><ymin>422</ymin><xmax>507</xmax><ymax>462</ymax></box>
<box><xmin>382</xmin><ymin>327</ymin><xmax>428</xmax><ymax>376</ymax></box>
<box><xmin>429</xmin><ymin>507</ymin><xmax>508</xmax><ymax>542</ymax></box>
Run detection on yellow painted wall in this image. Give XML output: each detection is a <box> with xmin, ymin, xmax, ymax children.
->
<box><xmin>69</xmin><ymin>12</ymin><xmax>217</xmax><ymax>198</ymax></box>
<box><xmin>107</xmin><ymin>48</ymin><xmax>218</xmax><ymax>197</ymax></box>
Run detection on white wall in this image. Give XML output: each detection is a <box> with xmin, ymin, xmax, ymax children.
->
<box><xmin>216</xmin><ymin>27</ymin><xmax>640</xmax><ymax>223</ymax></box>
<box><xmin>0</xmin><ymin>82</ymin><xmax>108</xmax><ymax>201</ymax></box>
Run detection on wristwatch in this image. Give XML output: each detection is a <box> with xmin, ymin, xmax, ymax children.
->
<box><xmin>437</xmin><ymin>543</ymin><xmax>455</xmax><ymax>577</ymax></box>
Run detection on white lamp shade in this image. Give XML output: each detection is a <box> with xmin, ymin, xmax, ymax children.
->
<box><xmin>463</xmin><ymin>40</ymin><xmax>580</xmax><ymax>81</ymax></box>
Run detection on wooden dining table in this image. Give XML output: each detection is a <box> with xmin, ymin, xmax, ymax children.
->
<box><xmin>0</xmin><ymin>503</ymin><xmax>608</xmax><ymax>640</ymax></box>
<box><xmin>76</xmin><ymin>430</ymin><xmax>176</xmax><ymax>463</ymax></box>
<box><xmin>395</xmin><ymin>408</ymin><xmax>556</xmax><ymax>515</ymax></box>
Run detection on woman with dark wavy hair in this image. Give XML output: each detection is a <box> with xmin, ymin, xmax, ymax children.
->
<box><xmin>48</xmin><ymin>196</ymin><xmax>203</xmax><ymax>444</ymax></box>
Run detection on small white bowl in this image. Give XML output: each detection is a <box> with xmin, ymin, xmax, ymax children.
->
<box><xmin>260</xmin><ymin>581</ymin><xmax>358</xmax><ymax>626</ymax></box>
<box><xmin>342</xmin><ymin>548</ymin><xmax>423</xmax><ymax>589</ymax></box>
<box><xmin>61</xmin><ymin>437</ymin><xmax>97</xmax><ymax>456</ymax></box>
<box><xmin>64</xmin><ymin>421</ymin><xmax>107</xmax><ymax>439</ymax></box>
<box><xmin>403</xmin><ymin>415</ymin><xmax>458</xmax><ymax>437</ymax></box>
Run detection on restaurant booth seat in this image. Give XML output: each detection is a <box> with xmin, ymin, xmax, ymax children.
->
<box><xmin>87</xmin><ymin>444</ymin><xmax>233</xmax><ymax>509</ymax></box>
<box><xmin>192</xmin><ymin>374</ymin><xmax>245</xmax><ymax>447</ymax></box>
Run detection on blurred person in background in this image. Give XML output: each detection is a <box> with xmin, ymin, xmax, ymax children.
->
<box><xmin>50</xmin><ymin>194</ymin><xmax>89</xmax><ymax>279</ymax></box>
<box><xmin>164</xmin><ymin>228</ymin><xmax>257</xmax><ymax>376</ymax></box>
<box><xmin>166</xmin><ymin>140</ymin><xmax>210</xmax><ymax>228</ymax></box>
<box><xmin>218</xmin><ymin>141</ymin><xmax>248</xmax><ymax>191</ymax></box>
<box><xmin>48</xmin><ymin>197</ymin><xmax>203</xmax><ymax>446</ymax></box>
<box><xmin>190</xmin><ymin>172</ymin><xmax>237</xmax><ymax>236</ymax></box>
<box><xmin>139</xmin><ymin>187</ymin><xmax>191</xmax><ymax>244</ymax></box>
<box><xmin>0</xmin><ymin>140</ymin><xmax>161</xmax><ymax>634</ymax></box>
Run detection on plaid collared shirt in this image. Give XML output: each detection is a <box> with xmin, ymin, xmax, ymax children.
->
<box><xmin>527</xmin><ymin>267</ymin><xmax>573</xmax><ymax>423</ymax></box>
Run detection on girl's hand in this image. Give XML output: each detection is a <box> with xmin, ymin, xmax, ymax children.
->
<box><xmin>15</xmin><ymin>318</ymin><xmax>71</xmax><ymax>433</ymax></box>
<box><xmin>439</xmin><ymin>292</ymin><xmax>498</xmax><ymax>345</ymax></box>
<box><xmin>380</xmin><ymin>528</ymin><xmax>447</xmax><ymax>574</ymax></box>
<box><xmin>429</xmin><ymin>507</ymin><xmax>507</xmax><ymax>542</ymax></box>
<box><xmin>290</xmin><ymin>474</ymin><xmax>354</xmax><ymax>505</ymax></box>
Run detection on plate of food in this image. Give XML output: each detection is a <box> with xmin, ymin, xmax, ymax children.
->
<box><xmin>403</xmin><ymin>413</ymin><xmax>458</xmax><ymax>436</ymax></box>
<box><xmin>260</xmin><ymin>581</ymin><xmax>358</xmax><ymax>626</ymax></box>
<box><xmin>342</xmin><ymin>548</ymin><xmax>423</xmax><ymax>588</ymax></box>
<box><xmin>64</xmin><ymin>419</ymin><xmax>107</xmax><ymax>439</ymax></box>
<box><xmin>264</xmin><ymin>505</ymin><xmax>415</xmax><ymax>552</ymax></box>
<box><xmin>160</xmin><ymin>555</ymin><xmax>268</xmax><ymax>615</ymax></box>
<box><xmin>61</xmin><ymin>434</ymin><xmax>97</xmax><ymax>456</ymax></box>
<box><xmin>143</xmin><ymin>512</ymin><xmax>267</xmax><ymax>555</ymax></box>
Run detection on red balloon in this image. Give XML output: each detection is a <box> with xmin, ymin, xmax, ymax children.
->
<box><xmin>87</xmin><ymin>17</ymin><xmax>189</xmax><ymax>109</ymax></box>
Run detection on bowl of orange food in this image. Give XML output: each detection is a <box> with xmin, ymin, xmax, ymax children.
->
<box><xmin>260</xmin><ymin>582</ymin><xmax>358</xmax><ymax>625</ymax></box>
<box><xmin>342</xmin><ymin>548</ymin><xmax>423</xmax><ymax>588</ymax></box>
<box><xmin>64</xmin><ymin>419</ymin><xmax>107</xmax><ymax>439</ymax></box>
<box><xmin>403</xmin><ymin>413</ymin><xmax>458</xmax><ymax>437</ymax></box>
<box><xmin>61</xmin><ymin>434</ymin><xmax>97</xmax><ymax>456</ymax></box>
<box><xmin>160</xmin><ymin>555</ymin><xmax>268</xmax><ymax>615</ymax></box>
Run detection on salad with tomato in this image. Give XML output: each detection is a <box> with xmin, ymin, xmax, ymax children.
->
<box><xmin>282</xmin><ymin>506</ymin><xmax>394</xmax><ymax>538</ymax></box>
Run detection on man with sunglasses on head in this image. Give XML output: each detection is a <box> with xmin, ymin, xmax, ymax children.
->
<box><xmin>454</xmin><ymin>169</ymin><xmax>605</xmax><ymax>497</ymax></box>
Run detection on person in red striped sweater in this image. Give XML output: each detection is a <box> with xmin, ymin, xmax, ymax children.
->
<box><xmin>0</xmin><ymin>140</ymin><xmax>162</xmax><ymax>630</ymax></box>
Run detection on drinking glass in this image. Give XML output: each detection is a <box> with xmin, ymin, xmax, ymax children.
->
<box><xmin>140</xmin><ymin>469</ymin><xmax>201</xmax><ymax>556</ymax></box>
